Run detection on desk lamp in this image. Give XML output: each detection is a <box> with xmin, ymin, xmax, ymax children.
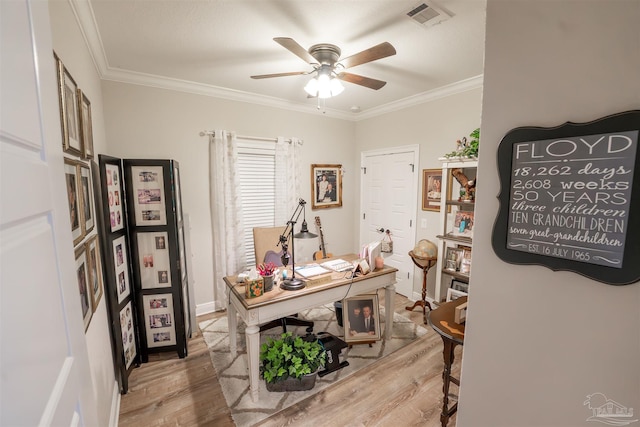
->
<box><xmin>278</xmin><ymin>199</ymin><xmax>317</xmax><ymax>290</ymax></box>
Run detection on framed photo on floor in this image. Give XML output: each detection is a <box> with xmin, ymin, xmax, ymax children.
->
<box><xmin>311</xmin><ymin>164</ymin><xmax>342</xmax><ymax>210</ymax></box>
<box><xmin>343</xmin><ymin>294</ymin><xmax>381</xmax><ymax>343</ymax></box>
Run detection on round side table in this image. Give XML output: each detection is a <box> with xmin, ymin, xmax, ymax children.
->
<box><xmin>405</xmin><ymin>250</ymin><xmax>437</xmax><ymax>324</ymax></box>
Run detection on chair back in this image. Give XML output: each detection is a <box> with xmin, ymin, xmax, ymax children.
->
<box><xmin>253</xmin><ymin>226</ymin><xmax>287</xmax><ymax>266</ymax></box>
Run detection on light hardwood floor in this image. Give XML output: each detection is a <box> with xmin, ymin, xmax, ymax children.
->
<box><xmin>119</xmin><ymin>291</ymin><xmax>461</xmax><ymax>426</ymax></box>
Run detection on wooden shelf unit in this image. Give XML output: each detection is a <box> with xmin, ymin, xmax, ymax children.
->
<box><xmin>434</xmin><ymin>157</ymin><xmax>477</xmax><ymax>302</ymax></box>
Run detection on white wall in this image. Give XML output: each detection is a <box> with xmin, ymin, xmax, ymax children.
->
<box><xmin>48</xmin><ymin>2</ymin><xmax>117</xmax><ymax>425</ymax></box>
<box><xmin>100</xmin><ymin>82</ymin><xmax>358</xmax><ymax>311</ymax></box>
<box><xmin>458</xmin><ymin>1</ymin><xmax>640</xmax><ymax>425</ymax></box>
<box><xmin>356</xmin><ymin>88</ymin><xmax>483</xmax><ymax>299</ymax></box>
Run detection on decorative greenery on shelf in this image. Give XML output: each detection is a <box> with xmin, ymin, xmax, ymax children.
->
<box><xmin>444</xmin><ymin>128</ymin><xmax>480</xmax><ymax>159</ymax></box>
<box><xmin>259</xmin><ymin>332</ymin><xmax>326</xmax><ymax>383</ymax></box>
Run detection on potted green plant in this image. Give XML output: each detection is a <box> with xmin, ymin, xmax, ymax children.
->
<box><xmin>259</xmin><ymin>332</ymin><xmax>326</xmax><ymax>392</ymax></box>
<box><xmin>444</xmin><ymin>128</ymin><xmax>480</xmax><ymax>159</ymax></box>
<box><xmin>257</xmin><ymin>262</ymin><xmax>277</xmax><ymax>292</ymax></box>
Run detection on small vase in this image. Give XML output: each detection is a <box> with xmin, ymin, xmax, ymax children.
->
<box><xmin>263</xmin><ymin>274</ymin><xmax>274</xmax><ymax>292</ymax></box>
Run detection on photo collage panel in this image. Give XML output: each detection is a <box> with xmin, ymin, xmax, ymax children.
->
<box><xmin>119</xmin><ymin>301</ymin><xmax>137</xmax><ymax>369</ymax></box>
<box><xmin>105</xmin><ymin>163</ymin><xmax>124</xmax><ymax>232</ymax></box>
<box><xmin>131</xmin><ymin>166</ymin><xmax>167</xmax><ymax>226</ymax></box>
<box><xmin>137</xmin><ymin>231</ymin><xmax>171</xmax><ymax>289</ymax></box>
<box><xmin>113</xmin><ymin>235</ymin><xmax>131</xmax><ymax>304</ymax></box>
<box><xmin>143</xmin><ymin>294</ymin><xmax>176</xmax><ymax>348</ymax></box>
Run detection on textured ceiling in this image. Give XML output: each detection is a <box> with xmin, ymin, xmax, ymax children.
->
<box><xmin>83</xmin><ymin>0</ymin><xmax>486</xmax><ymax>118</ymax></box>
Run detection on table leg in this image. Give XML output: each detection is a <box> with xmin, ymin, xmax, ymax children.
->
<box><xmin>384</xmin><ymin>282</ymin><xmax>395</xmax><ymax>340</ymax></box>
<box><xmin>440</xmin><ymin>337</ymin><xmax>459</xmax><ymax>427</ymax></box>
<box><xmin>228</xmin><ymin>300</ymin><xmax>237</xmax><ymax>356</ymax></box>
<box><xmin>245</xmin><ymin>325</ymin><xmax>260</xmax><ymax>402</ymax></box>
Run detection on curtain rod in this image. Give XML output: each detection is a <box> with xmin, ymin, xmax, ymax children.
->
<box><xmin>199</xmin><ymin>130</ymin><xmax>302</xmax><ymax>145</ymax></box>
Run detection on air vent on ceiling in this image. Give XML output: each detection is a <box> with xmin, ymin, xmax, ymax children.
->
<box><xmin>406</xmin><ymin>1</ymin><xmax>452</xmax><ymax>27</ymax></box>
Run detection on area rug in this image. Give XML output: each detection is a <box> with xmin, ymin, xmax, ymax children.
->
<box><xmin>199</xmin><ymin>304</ymin><xmax>428</xmax><ymax>426</ymax></box>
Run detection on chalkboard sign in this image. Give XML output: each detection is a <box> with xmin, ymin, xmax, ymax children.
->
<box><xmin>492</xmin><ymin>110</ymin><xmax>640</xmax><ymax>285</ymax></box>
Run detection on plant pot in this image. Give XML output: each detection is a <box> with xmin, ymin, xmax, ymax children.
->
<box><xmin>263</xmin><ymin>274</ymin><xmax>274</xmax><ymax>292</ymax></box>
<box><xmin>265</xmin><ymin>372</ymin><xmax>317</xmax><ymax>392</ymax></box>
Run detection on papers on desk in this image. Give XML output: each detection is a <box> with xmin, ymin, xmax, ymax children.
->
<box><xmin>321</xmin><ymin>258</ymin><xmax>355</xmax><ymax>272</ymax></box>
<box><xmin>294</xmin><ymin>264</ymin><xmax>330</xmax><ymax>278</ymax></box>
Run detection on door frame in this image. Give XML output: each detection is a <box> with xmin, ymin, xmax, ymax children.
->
<box><xmin>359</xmin><ymin>144</ymin><xmax>420</xmax><ymax>297</ymax></box>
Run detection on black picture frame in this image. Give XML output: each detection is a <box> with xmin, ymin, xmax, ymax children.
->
<box><xmin>492</xmin><ymin>110</ymin><xmax>640</xmax><ymax>285</ymax></box>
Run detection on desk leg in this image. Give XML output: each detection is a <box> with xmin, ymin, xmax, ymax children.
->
<box><xmin>384</xmin><ymin>282</ymin><xmax>395</xmax><ymax>340</ymax></box>
<box><xmin>228</xmin><ymin>301</ymin><xmax>237</xmax><ymax>356</ymax></box>
<box><xmin>245</xmin><ymin>325</ymin><xmax>260</xmax><ymax>402</ymax></box>
<box><xmin>440</xmin><ymin>337</ymin><xmax>459</xmax><ymax>427</ymax></box>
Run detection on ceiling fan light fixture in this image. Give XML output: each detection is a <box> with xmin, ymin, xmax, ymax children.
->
<box><xmin>304</xmin><ymin>73</ymin><xmax>344</xmax><ymax>99</ymax></box>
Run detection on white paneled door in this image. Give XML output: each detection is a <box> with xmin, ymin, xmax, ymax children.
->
<box><xmin>360</xmin><ymin>146</ymin><xmax>419</xmax><ymax>297</ymax></box>
<box><xmin>1</xmin><ymin>1</ymin><xmax>97</xmax><ymax>425</ymax></box>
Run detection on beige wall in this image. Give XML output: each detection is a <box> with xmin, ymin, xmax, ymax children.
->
<box><xmin>458</xmin><ymin>1</ymin><xmax>640</xmax><ymax>425</ymax></box>
<box><xmin>355</xmin><ymin>88</ymin><xmax>483</xmax><ymax>299</ymax></box>
<box><xmin>48</xmin><ymin>1</ymin><xmax>115</xmax><ymax>425</ymax></box>
<box><xmin>100</xmin><ymin>82</ymin><xmax>358</xmax><ymax>311</ymax></box>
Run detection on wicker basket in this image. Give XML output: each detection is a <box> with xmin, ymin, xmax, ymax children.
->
<box><xmin>265</xmin><ymin>372</ymin><xmax>317</xmax><ymax>392</ymax></box>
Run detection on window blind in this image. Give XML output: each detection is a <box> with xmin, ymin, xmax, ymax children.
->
<box><xmin>237</xmin><ymin>141</ymin><xmax>276</xmax><ymax>266</ymax></box>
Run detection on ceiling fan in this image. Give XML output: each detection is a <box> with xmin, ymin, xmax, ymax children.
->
<box><xmin>251</xmin><ymin>37</ymin><xmax>396</xmax><ymax>98</ymax></box>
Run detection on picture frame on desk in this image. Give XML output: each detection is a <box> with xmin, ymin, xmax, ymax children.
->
<box><xmin>447</xmin><ymin>288</ymin><xmax>467</xmax><ymax>302</ymax></box>
<box><xmin>311</xmin><ymin>164</ymin><xmax>342</xmax><ymax>210</ymax></box>
<box><xmin>343</xmin><ymin>294</ymin><xmax>381</xmax><ymax>343</ymax></box>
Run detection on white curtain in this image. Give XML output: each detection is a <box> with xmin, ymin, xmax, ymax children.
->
<box><xmin>209</xmin><ymin>131</ymin><xmax>246</xmax><ymax>310</ymax></box>
<box><xmin>274</xmin><ymin>136</ymin><xmax>302</xmax><ymax>224</ymax></box>
<box><xmin>274</xmin><ymin>137</ymin><xmax>305</xmax><ymax>262</ymax></box>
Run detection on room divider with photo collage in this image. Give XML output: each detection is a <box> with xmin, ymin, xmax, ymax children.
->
<box><xmin>98</xmin><ymin>156</ymin><xmax>190</xmax><ymax>394</ymax></box>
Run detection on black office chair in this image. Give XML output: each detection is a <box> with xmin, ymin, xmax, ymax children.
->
<box><xmin>253</xmin><ymin>227</ymin><xmax>314</xmax><ymax>334</ymax></box>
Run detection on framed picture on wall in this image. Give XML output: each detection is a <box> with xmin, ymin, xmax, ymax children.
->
<box><xmin>78</xmin><ymin>89</ymin><xmax>94</xmax><ymax>159</ymax></box>
<box><xmin>422</xmin><ymin>169</ymin><xmax>452</xmax><ymax>212</ymax></box>
<box><xmin>64</xmin><ymin>158</ymin><xmax>84</xmax><ymax>245</ymax></box>
<box><xmin>75</xmin><ymin>245</ymin><xmax>92</xmax><ymax>331</ymax></box>
<box><xmin>86</xmin><ymin>235</ymin><xmax>104</xmax><ymax>312</ymax></box>
<box><xmin>79</xmin><ymin>164</ymin><xmax>95</xmax><ymax>235</ymax></box>
<box><xmin>54</xmin><ymin>53</ymin><xmax>82</xmax><ymax>156</ymax></box>
<box><xmin>311</xmin><ymin>164</ymin><xmax>342</xmax><ymax>210</ymax></box>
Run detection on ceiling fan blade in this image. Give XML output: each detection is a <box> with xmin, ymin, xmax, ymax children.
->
<box><xmin>251</xmin><ymin>71</ymin><xmax>310</xmax><ymax>79</ymax></box>
<box><xmin>274</xmin><ymin>37</ymin><xmax>317</xmax><ymax>64</ymax></box>
<box><xmin>339</xmin><ymin>42</ymin><xmax>396</xmax><ymax>69</ymax></box>
<box><xmin>338</xmin><ymin>72</ymin><xmax>387</xmax><ymax>90</ymax></box>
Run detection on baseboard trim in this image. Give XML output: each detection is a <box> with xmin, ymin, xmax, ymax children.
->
<box><xmin>109</xmin><ymin>381</ymin><xmax>120</xmax><ymax>426</ymax></box>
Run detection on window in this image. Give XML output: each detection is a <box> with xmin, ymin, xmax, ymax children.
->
<box><xmin>237</xmin><ymin>140</ymin><xmax>276</xmax><ymax>266</ymax></box>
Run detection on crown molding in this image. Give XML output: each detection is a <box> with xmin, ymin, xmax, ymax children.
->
<box><xmin>70</xmin><ymin>0</ymin><xmax>483</xmax><ymax>121</ymax></box>
<box><xmin>353</xmin><ymin>75</ymin><xmax>484</xmax><ymax>121</ymax></box>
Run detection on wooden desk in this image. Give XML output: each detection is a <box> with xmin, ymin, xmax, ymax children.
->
<box><xmin>427</xmin><ymin>296</ymin><xmax>467</xmax><ymax>427</ymax></box>
<box><xmin>224</xmin><ymin>254</ymin><xmax>397</xmax><ymax>402</ymax></box>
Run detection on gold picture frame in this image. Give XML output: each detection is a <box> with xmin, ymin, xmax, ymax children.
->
<box><xmin>54</xmin><ymin>53</ymin><xmax>82</xmax><ymax>156</ymax></box>
<box><xmin>78</xmin><ymin>89</ymin><xmax>94</xmax><ymax>159</ymax></box>
<box><xmin>311</xmin><ymin>164</ymin><xmax>342</xmax><ymax>210</ymax></box>
<box><xmin>422</xmin><ymin>168</ymin><xmax>452</xmax><ymax>212</ymax></box>
<box><xmin>342</xmin><ymin>294</ymin><xmax>381</xmax><ymax>343</ymax></box>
